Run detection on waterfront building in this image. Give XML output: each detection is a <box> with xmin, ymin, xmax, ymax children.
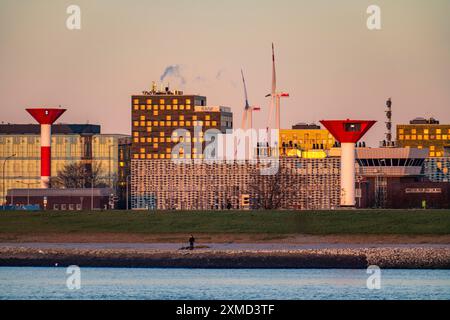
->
<box><xmin>0</xmin><ymin>124</ymin><xmax>130</xmax><ymax>204</ymax></box>
<box><xmin>397</xmin><ymin>117</ymin><xmax>450</xmax><ymax>157</ymax></box>
<box><xmin>131</xmin><ymin>85</ymin><xmax>233</xmax><ymax>160</ymax></box>
<box><xmin>131</xmin><ymin>158</ymin><xmax>341</xmax><ymax>210</ymax></box>
<box><xmin>279</xmin><ymin>124</ymin><xmax>336</xmax><ymax>157</ymax></box>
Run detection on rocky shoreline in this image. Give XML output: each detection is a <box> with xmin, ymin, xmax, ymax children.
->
<box><xmin>1</xmin><ymin>247</ymin><xmax>450</xmax><ymax>269</ymax></box>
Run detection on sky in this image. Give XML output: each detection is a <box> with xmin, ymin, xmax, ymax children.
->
<box><xmin>1</xmin><ymin>0</ymin><xmax>449</xmax><ymax>146</ymax></box>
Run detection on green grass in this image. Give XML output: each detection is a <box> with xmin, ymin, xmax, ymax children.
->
<box><xmin>0</xmin><ymin>209</ymin><xmax>449</xmax><ymax>235</ymax></box>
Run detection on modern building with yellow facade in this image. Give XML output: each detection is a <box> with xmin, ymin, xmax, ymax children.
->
<box><xmin>131</xmin><ymin>87</ymin><xmax>233</xmax><ymax>160</ymax></box>
<box><xmin>0</xmin><ymin>124</ymin><xmax>129</xmax><ymax>204</ymax></box>
<box><xmin>279</xmin><ymin>123</ymin><xmax>336</xmax><ymax>158</ymax></box>
<box><xmin>397</xmin><ymin>118</ymin><xmax>450</xmax><ymax>157</ymax></box>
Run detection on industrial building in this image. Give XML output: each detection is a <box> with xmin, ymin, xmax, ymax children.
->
<box><xmin>0</xmin><ymin>123</ymin><xmax>130</xmax><ymax>206</ymax></box>
<box><xmin>397</xmin><ymin>117</ymin><xmax>450</xmax><ymax>157</ymax></box>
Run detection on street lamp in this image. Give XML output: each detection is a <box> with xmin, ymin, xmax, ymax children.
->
<box><xmin>2</xmin><ymin>154</ymin><xmax>16</xmax><ymax>208</ymax></box>
<box><xmin>15</xmin><ymin>180</ymin><xmax>40</xmax><ymax>206</ymax></box>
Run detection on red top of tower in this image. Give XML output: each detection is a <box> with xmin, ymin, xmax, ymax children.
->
<box><xmin>320</xmin><ymin>119</ymin><xmax>376</xmax><ymax>143</ymax></box>
<box><xmin>26</xmin><ymin>108</ymin><xmax>66</xmax><ymax>125</ymax></box>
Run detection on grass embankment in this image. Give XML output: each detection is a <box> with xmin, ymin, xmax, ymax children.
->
<box><xmin>0</xmin><ymin>210</ymin><xmax>449</xmax><ymax>236</ymax></box>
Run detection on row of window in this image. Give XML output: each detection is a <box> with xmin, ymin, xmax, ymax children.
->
<box><xmin>133</xmin><ymin>153</ymin><xmax>206</xmax><ymax>159</ymax></box>
<box><xmin>133</xmin><ymin>137</ymin><xmax>206</xmax><ymax>144</ymax></box>
<box><xmin>357</xmin><ymin>158</ymin><xmax>425</xmax><ymax>167</ymax></box>
<box><xmin>138</xmin><ymin>114</ymin><xmax>212</xmax><ymax>121</ymax></box>
<box><xmin>133</xmin><ymin>104</ymin><xmax>193</xmax><ymax>111</ymax></box>
<box><xmin>398</xmin><ymin>128</ymin><xmax>450</xmax><ymax>135</ymax></box>
<box><xmin>133</xmin><ymin>120</ymin><xmax>217</xmax><ymax>128</ymax></box>
<box><xmin>133</xmin><ymin>98</ymin><xmax>191</xmax><ymax>105</ymax></box>
<box><xmin>398</xmin><ymin>134</ymin><xmax>448</xmax><ymax>141</ymax></box>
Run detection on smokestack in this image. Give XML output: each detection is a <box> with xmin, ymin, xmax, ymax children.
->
<box><xmin>26</xmin><ymin>108</ymin><xmax>66</xmax><ymax>188</ymax></box>
<box><xmin>320</xmin><ymin>119</ymin><xmax>376</xmax><ymax>207</ymax></box>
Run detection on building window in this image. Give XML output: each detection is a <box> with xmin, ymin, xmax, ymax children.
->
<box><xmin>173</xmin><ymin>99</ymin><xmax>178</xmax><ymax>104</ymax></box>
<box><xmin>344</xmin><ymin>123</ymin><xmax>361</xmax><ymax>132</ymax></box>
<box><xmin>153</xmin><ymin>111</ymin><xmax>158</xmax><ymax>116</ymax></box>
<box><xmin>186</xmin><ymin>99</ymin><xmax>191</xmax><ymax>104</ymax></box>
<box><xmin>140</xmin><ymin>105</ymin><xmax>145</xmax><ymax>110</ymax></box>
<box><xmin>133</xmin><ymin>121</ymin><xmax>139</xmax><ymax>127</ymax></box>
<box><xmin>146</xmin><ymin>99</ymin><xmax>152</xmax><ymax>104</ymax></box>
<box><xmin>153</xmin><ymin>143</ymin><xmax>158</xmax><ymax>148</ymax></box>
<box><xmin>133</xmin><ymin>99</ymin><xmax>139</xmax><ymax>104</ymax></box>
<box><xmin>160</xmin><ymin>99</ymin><xmax>165</xmax><ymax>104</ymax></box>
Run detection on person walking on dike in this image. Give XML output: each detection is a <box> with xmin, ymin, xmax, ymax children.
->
<box><xmin>189</xmin><ymin>235</ymin><xmax>195</xmax><ymax>250</ymax></box>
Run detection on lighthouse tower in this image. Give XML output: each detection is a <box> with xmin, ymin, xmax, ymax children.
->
<box><xmin>26</xmin><ymin>108</ymin><xmax>66</xmax><ymax>188</ymax></box>
<box><xmin>320</xmin><ymin>119</ymin><xmax>376</xmax><ymax>207</ymax></box>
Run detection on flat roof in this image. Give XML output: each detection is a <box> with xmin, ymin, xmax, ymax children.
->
<box><xmin>0</xmin><ymin>124</ymin><xmax>101</xmax><ymax>135</ymax></box>
<box><xmin>7</xmin><ymin>188</ymin><xmax>115</xmax><ymax>197</ymax></box>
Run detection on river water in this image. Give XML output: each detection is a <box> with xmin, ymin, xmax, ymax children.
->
<box><xmin>1</xmin><ymin>267</ymin><xmax>449</xmax><ymax>300</ymax></box>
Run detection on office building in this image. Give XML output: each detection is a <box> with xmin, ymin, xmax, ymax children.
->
<box><xmin>397</xmin><ymin>117</ymin><xmax>450</xmax><ymax>157</ymax></box>
<box><xmin>279</xmin><ymin>124</ymin><xmax>336</xmax><ymax>158</ymax></box>
<box><xmin>131</xmin><ymin>85</ymin><xmax>233</xmax><ymax>160</ymax></box>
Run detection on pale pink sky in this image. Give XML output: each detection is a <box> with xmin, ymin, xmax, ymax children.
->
<box><xmin>1</xmin><ymin>0</ymin><xmax>449</xmax><ymax>146</ymax></box>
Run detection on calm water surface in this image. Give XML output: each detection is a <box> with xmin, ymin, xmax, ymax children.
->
<box><xmin>0</xmin><ymin>267</ymin><xmax>449</xmax><ymax>300</ymax></box>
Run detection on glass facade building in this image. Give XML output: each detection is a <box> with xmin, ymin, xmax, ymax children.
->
<box><xmin>0</xmin><ymin>124</ymin><xmax>129</xmax><ymax>204</ymax></box>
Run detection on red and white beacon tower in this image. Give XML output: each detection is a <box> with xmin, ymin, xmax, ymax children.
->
<box><xmin>320</xmin><ymin>119</ymin><xmax>376</xmax><ymax>207</ymax></box>
<box><xmin>26</xmin><ymin>108</ymin><xmax>66</xmax><ymax>189</ymax></box>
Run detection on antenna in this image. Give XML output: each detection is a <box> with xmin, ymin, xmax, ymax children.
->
<box><xmin>385</xmin><ymin>98</ymin><xmax>392</xmax><ymax>144</ymax></box>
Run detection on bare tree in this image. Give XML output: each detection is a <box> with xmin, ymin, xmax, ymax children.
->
<box><xmin>52</xmin><ymin>162</ymin><xmax>107</xmax><ymax>189</ymax></box>
<box><xmin>249</xmin><ymin>166</ymin><xmax>295</xmax><ymax>210</ymax></box>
